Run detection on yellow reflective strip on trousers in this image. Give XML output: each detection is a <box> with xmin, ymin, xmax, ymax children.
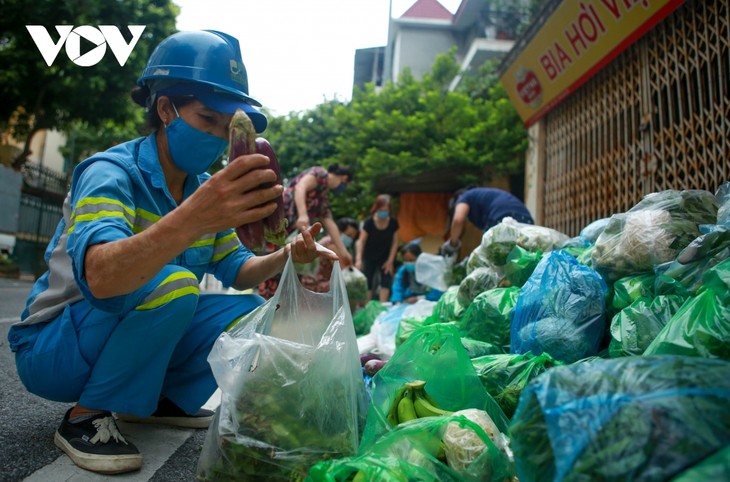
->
<box><xmin>135</xmin><ymin>272</ymin><xmax>200</xmax><ymax>311</ymax></box>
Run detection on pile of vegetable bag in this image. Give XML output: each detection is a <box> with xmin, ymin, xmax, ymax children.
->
<box><xmin>197</xmin><ymin>257</ymin><xmax>366</xmax><ymax>481</ymax></box>
<box><xmin>510</xmin><ymin>356</ymin><xmax>730</xmax><ymax>482</ymax></box>
<box><xmin>511</xmin><ymin>250</ymin><xmax>608</xmax><ymax>364</ymax></box>
<box><xmin>591</xmin><ymin>189</ymin><xmax>718</xmax><ymax>281</ymax></box>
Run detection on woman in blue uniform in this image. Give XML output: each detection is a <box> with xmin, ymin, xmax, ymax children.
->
<box><xmin>7</xmin><ymin>30</ymin><xmax>335</xmax><ymax>475</ymax></box>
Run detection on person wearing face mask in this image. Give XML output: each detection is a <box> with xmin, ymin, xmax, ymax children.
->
<box><xmin>6</xmin><ymin>30</ymin><xmax>336</xmax><ymax>475</ymax></box>
<box><xmin>355</xmin><ymin>194</ymin><xmax>400</xmax><ymax>302</ymax></box>
<box><xmin>390</xmin><ymin>243</ymin><xmax>444</xmax><ymax>304</ymax></box>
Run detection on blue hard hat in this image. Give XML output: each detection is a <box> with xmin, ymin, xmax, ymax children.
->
<box><xmin>138</xmin><ymin>30</ymin><xmax>267</xmax><ymax>132</ymax></box>
<box><xmin>139</xmin><ymin>30</ymin><xmax>260</xmax><ymax>105</ymax></box>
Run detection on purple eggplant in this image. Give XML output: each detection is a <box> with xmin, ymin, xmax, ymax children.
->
<box><xmin>230</xmin><ymin>109</ymin><xmax>288</xmax><ymax>252</ymax></box>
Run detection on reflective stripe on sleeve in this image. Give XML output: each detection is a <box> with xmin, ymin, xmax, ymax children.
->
<box><xmin>68</xmin><ymin>197</ymin><xmax>135</xmax><ymax>233</ymax></box>
<box><xmin>132</xmin><ymin>208</ymin><xmax>160</xmax><ymax>234</ymax></box>
<box><xmin>212</xmin><ymin>232</ymin><xmax>241</xmax><ymax>262</ymax></box>
<box><xmin>135</xmin><ymin>271</ymin><xmax>200</xmax><ymax>311</ymax></box>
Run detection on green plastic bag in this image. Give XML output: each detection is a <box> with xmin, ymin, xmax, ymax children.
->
<box><xmin>353</xmin><ymin>301</ymin><xmax>388</xmax><ymax>336</ymax></box>
<box><xmin>472</xmin><ymin>352</ymin><xmax>563</xmax><ymax>419</ymax></box>
<box><xmin>396</xmin><ymin>316</ymin><xmax>428</xmax><ymax>348</ymax></box>
<box><xmin>425</xmin><ymin>286</ymin><xmax>466</xmax><ymax>324</ymax></box>
<box><xmin>460</xmin><ymin>337</ymin><xmax>503</xmax><ymax>358</ymax></box>
<box><xmin>306</xmin><ymin>415</ymin><xmax>515</xmax><ymax>482</ymax></box>
<box><xmin>669</xmin><ymin>445</ymin><xmax>730</xmax><ymax>481</ymax></box>
<box><xmin>644</xmin><ymin>258</ymin><xmax>730</xmax><ymax>359</ymax></box>
<box><xmin>503</xmin><ymin>246</ymin><xmax>542</xmax><ymax>288</ymax></box>
<box><xmin>608</xmin><ymin>295</ymin><xmax>686</xmax><ymax>357</ymax></box>
<box><xmin>458</xmin><ymin>287</ymin><xmax>519</xmax><ymax>351</ymax></box>
<box><xmin>360</xmin><ymin>324</ymin><xmax>509</xmax><ymax>452</ymax></box>
<box><xmin>611</xmin><ymin>273</ymin><xmax>656</xmax><ymax>311</ymax></box>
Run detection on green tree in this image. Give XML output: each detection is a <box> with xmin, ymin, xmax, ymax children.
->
<box><xmin>0</xmin><ymin>0</ymin><xmax>179</xmax><ymax>169</ymax></box>
<box><xmin>329</xmin><ymin>51</ymin><xmax>528</xmax><ymax>216</ymax></box>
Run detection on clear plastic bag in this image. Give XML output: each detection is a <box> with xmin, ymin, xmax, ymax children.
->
<box><xmin>592</xmin><ymin>189</ymin><xmax>718</xmax><ymax>281</ymax></box>
<box><xmin>416</xmin><ymin>253</ymin><xmax>451</xmax><ymax>292</ymax></box>
<box><xmin>468</xmin><ymin>217</ymin><xmax>569</xmax><ymax>270</ymax></box>
<box><xmin>198</xmin><ymin>257</ymin><xmax>367</xmax><ymax>481</ymax></box>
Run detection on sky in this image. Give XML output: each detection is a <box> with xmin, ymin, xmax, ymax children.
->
<box><xmin>173</xmin><ymin>0</ymin><xmax>462</xmax><ymax>117</ymax></box>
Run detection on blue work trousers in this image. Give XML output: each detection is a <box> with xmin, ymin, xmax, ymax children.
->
<box><xmin>8</xmin><ymin>265</ymin><xmax>263</xmax><ymax>416</ymax></box>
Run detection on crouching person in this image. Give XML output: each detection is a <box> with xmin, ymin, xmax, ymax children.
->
<box><xmin>6</xmin><ymin>30</ymin><xmax>336</xmax><ymax>475</ymax></box>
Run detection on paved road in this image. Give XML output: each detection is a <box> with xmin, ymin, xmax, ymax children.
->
<box><xmin>0</xmin><ymin>278</ymin><xmax>215</xmax><ymax>482</ymax></box>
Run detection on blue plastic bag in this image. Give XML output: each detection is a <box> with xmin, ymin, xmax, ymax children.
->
<box><xmin>510</xmin><ymin>250</ymin><xmax>608</xmax><ymax>363</ymax></box>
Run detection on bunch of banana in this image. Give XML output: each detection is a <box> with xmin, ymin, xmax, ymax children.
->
<box><xmin>386</xmin><ymin>379</ymin><xmax>453</xmax><ymax>426</ymax></box>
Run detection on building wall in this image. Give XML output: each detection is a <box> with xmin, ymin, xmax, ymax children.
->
<box><xmin>392</xmin><ymin>27</ymin><xmax>455</xmax><ymax>80</ymax></box>
<box><xmin>27</xmin><ymin>129</ymin><xmax>66</xmax><ymax>172</ymax></box>
<box><xmin>532</xmin><ymin>0</ymin><xmax>729</xmax><ymax>237</ymax></box>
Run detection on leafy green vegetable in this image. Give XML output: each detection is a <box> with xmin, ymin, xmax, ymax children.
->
<box><xmin>472</xmin><ymin>352</ymin><xmax>563</xmax><ymax>419</ymax></box>
<box><xmin>592</xmin><ymin>189</ymin><xmax>718</xmax><ymax>281</ymax></box>
<box><xmin>608</xmin><ymin>295</ymin><xmax>686</xmax><ymax>357</ymax></box>
<box><xmin>457</xmin><ymin>287</ymin><xmax>519</xmax><ymax>350</ymax></box>
<box><xmin>456</xmin><ymin>266</ymin><xmax>504</xmax><ymax>307</ymax></box>
<box><xmin>510</xmin><ymin>356</ymin><xmax>730</xmax><ymax>482</ymax></box>
<box><xmin>644</xmin><ymin>258</ymin><xmax>730</xmax><ymax>360</ymax></box>
<box><xmin>425</xmin><ymin>286</ymin><xmax>466</xmax><ymax>325</ymax></box>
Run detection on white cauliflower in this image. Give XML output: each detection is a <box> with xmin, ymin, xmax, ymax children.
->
<box><xmin>443</xmin><ymin>409</ymin><xmax>510</xmax><ymax>474</ymax></box>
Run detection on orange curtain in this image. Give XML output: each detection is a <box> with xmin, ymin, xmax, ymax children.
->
<box><xmin>396</xmin><ymin>192</ymin><xmax>451</xmax><ymax>243</ymax></box>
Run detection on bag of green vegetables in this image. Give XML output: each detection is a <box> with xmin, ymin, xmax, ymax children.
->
<box><xmin>510</xmin><ymin>356</ymin><xmax>730</xmax><ymax>482</ymax></box>
<box><xmin>197</xmin><ymin>256</ymin><xmax>367</xmax><ymax>481</ymax></box>
<box><xmin>360</xmin><ymin>324</ymin><xmax>508</xmax><ymax>453</ymax></box>
<box><xmin>307</xmin><ymin>412</ymin><xmax>515</xmax><ymax>482</ymax></box>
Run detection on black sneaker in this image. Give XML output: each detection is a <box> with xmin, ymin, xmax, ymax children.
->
<box><xmin>54</xmin><ymin>408</ymin><xmax>143</xmax><ymax>474</ymax></box>
<box><xmin>116</xmin><ymin>398</ymin><xmax>214</xmax><ymax>429</ymax></box>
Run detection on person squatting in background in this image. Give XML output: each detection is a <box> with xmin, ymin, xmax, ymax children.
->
<box><xmin>442</xmin><ymin>186</ymin><xmax>534</xmax><ymax>257</ymax></box>
<box><xmin>356</xmin><ymin>194</ymin><xmax>400</xmax><ymax>302</ymax></box>
<box><xmin>390</xmin><ymin>243</ymin><xmax>443</xmax><ymax>304</ymax></box>
<box><xmin>7</xmin><ymin>30</ymin><xmax>335</xmax><ymax>475</ymax></box>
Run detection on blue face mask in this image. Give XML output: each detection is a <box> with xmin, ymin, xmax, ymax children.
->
<box><xmin>376</xmin><ymin>210</ymin><xmax>389</xmax><ymax>220</ymax></box>
<box><xmin>341</xmin><ymin>234</ymin><xmax>354</xmax><ymax>248</ymax></box>
<box><xmin>331</xmin><ymin>181</ymin><xmax>347</xmax><ymax>195</ymax></box>
<box><xmin>165</xmin><ymin>104</ymin><xmax>228</xmax><ymax>175</ymax></box>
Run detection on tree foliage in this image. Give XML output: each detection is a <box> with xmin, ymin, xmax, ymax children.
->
<box><xmin>263</xmin><ymin>51</ymin><xmax>529</xmax><ymax>221</ymax></box>
<box><xmin>0</xmin><ymin>0</ymin><xmax>179</xmax><ymax>169</ymax></box>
